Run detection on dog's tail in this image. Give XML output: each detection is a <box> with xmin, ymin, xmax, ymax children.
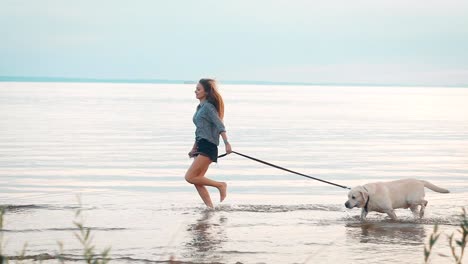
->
<box><xmin>422</xmin><ymin>181</ymin><xmax>450</xmax><ymax>193</ymax></box>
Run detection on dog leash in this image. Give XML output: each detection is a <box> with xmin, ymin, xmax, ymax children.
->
<box><xmin>218</xmin><ymin>151</ymin><xmax>351</xmax><ymax>190</ymax></box>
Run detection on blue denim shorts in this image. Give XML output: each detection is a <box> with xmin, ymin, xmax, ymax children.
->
<box><xmin>195</xmin><ymin>138</ymin><xmax>218</xmax><ymax>162</ymax></box>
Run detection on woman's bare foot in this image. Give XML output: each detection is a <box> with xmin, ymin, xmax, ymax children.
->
<box><xmin>218</xmin><ymin>182</ymin><xmax>227</xmax><ymax>202</ymax></box>
<box><xmin>203</xmin><ymin>200</ymin><xmax>214</xmax><ymax>208</ymax></box>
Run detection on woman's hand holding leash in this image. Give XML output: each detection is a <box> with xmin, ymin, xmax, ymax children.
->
<box><xmin>225</xmin><ymin>142</ymin><xmax>232</xmax><ymax>154</ymax></box>
<box><xmin>222</xmin><ymin>135</ymin><xmax>232</xmax><ymax>154</ymax></box>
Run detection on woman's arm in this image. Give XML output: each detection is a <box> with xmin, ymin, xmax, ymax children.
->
<box><xmin>205</xmin><ymin>104</ymin><xmax>226</xmax><ymax>133</ymax></box>
<box><xmin>206</xmin><ymin>104</ymin><xmax>232</xmax><ymax>153</ymax></box>
<box><xmin>188</xmin><ymin>141</ymin><xmax>198</xmax><ymax>158</ymax></box>
<box><xmin>220</xmin><ymin>131</ymin><xmax>232</xmax><ymax>154</ymax></box>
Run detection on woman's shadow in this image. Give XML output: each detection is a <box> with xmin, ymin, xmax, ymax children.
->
<box><xmin>184</xmin><ymin>209</ymin><xmax>228</xmax><ymax>262</ymax></box>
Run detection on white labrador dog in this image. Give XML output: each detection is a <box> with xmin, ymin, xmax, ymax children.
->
<box><xmin>344</xmin><ymin>179</ymin><xmax>449</xmax><ymax>220</ymax></box>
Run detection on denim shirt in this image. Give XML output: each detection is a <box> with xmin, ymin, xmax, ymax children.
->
<box><xmin>193</xmin><ymin>101</ymin><xmax>226</xmax><ymax>146</ymax></box>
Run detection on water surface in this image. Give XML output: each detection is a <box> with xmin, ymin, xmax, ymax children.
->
<box><xmin>0</xmin><ymin>82</ymin><xmax>467</xmax><ymax>263</ymax></box>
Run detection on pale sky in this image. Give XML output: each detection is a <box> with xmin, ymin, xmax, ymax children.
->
<box><xmin>1</xmin><ymin>0</ymin><xmax>468</xmax><ymax>85</ymax></box>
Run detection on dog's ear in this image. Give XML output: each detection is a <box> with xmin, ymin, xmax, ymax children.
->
<box><xmin>360</xmin><ymin>188</ymin><xmax>369</xmax><ymax>204</ymax></box>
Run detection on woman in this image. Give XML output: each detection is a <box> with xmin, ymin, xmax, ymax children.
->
<box><xmin>185</xmin><ymin>78</ymin><xmax>232</xmax><ymax>208</ymax></box>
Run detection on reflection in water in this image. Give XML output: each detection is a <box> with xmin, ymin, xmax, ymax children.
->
<box><xmin>345</xmin><ymin>221</ymin><xmax>426</xmax><ymax>245</ymax></box>
<box><xmin>184</xmin><ymin>210</ymin><xmax>227</xmax><ymax>263</ymax></box>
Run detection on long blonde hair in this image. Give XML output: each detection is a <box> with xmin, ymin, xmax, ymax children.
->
<box><xmin>199</xmin><ymin>78</ymin><xmax>224</xmax><ymax>119</ymax></box>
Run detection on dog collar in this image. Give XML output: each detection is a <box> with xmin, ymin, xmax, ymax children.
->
<box><xmin>363</xmin><ymin>186</ymin><xmax>370</xmax><ymax>213</ymax></box>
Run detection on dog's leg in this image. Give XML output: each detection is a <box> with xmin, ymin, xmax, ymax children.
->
<box><xmin>385</xmin><ymin>209</ymin><xmax>398</xmax><ymax>221</ymax></box>
<box><xmin>419</xmin><ymin>200</ymin><xmax>428</xmax><ymax>218</ymax></box>
<box><xmin>360</xmin><ymin>208</ymin><xmax>368</xmax><ymax>221</ymax></box>
<box><xmin>410</xmin><ymin>205</ymin><xmax>419</xmax><ymax>218</ymax></box>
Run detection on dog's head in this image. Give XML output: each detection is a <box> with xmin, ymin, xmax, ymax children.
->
<box><xmin>345</xmin><ymin>186</ymin><xmax>369</xmax><ymax>209</ymax></box>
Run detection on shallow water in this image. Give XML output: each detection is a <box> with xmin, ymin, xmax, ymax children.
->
<box><xmin>0</xmin><ymin>82</ymin><xmax>467</xmax><ymax>263</ymax></box>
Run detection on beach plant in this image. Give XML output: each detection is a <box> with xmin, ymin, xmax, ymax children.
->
<box><xmin>424</xmin><ymin>224</ymin><xmax>441</xmax><ymax>263</ymax></box>
<box><xmin>55</xmin><ymin>241</ymin><xmax>66</xmax><ymax>264</ymax></box>
<box><xmin>447</xmin><ymin>208</ymin><xmax>467</xmax><ymax>264</ymax></box>
<box><xmin>14</xmin><ymin>243</ymin><xmax>27</xmax><ymax>264</ymax></box>
<box><xmin>0</xmin><ymin>198</ymin><xmax>111</xmax><ymax>263</ymax></box>
<box><xmin>0</xmin><ymin>208</ymin><xmax>29</xmax><ymax>264</ymax></box>
<box><xmin>0</xmin><ymin>207</ymin><xmax>6</xmax><ymax>264</ymax></box>
<box><xmin>70</xmin><ymin>196</ymin><xmax>111</xmax><ymax>264</ymax></box>
<box><xmin>424</xmin><ymin>208</ymin><xmax>468</xmax><ymax>264</ymax></box>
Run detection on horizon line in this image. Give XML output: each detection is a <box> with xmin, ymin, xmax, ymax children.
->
<box><xmin>0</xmin><ymin>75</ymin><xmax>467</xmax><ymax>88</ymax></box>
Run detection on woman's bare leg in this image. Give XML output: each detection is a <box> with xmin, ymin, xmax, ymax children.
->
<box><xmin>185</xmin><ymin>155</ymin><xmax>227</xmax><ymax>205</ymax></box>
<box><xmin>194</xmin><ymin>163</ymin><xmax>213</xmax><ymax>207</ymax></box>
<box><xmin>219</xmin><ymin>182</ymin><xmax>227</xmax><ymax>202</ymax></box>
<box><xmin>195</xmin><ymin>185</ymin><xmax>213</xmax><ymax>208</ymax></box>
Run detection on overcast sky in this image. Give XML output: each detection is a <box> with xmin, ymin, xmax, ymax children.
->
<box><xmin>1</xmin><ymin>0</ymin><xmax>468</xmax><ymax>85</ymax></box>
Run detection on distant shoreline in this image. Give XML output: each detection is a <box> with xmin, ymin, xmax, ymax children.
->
<box><xmin>0</xmin><ymin>76</ymin><xmax>467</xmax><ymax>88</ymax></box>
